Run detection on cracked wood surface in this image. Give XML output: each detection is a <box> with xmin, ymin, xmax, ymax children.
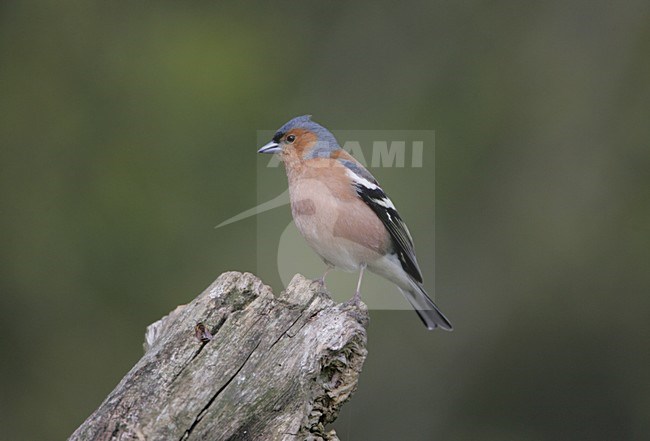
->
<box><xmin>69</xmin><ymin>272</ymin><xmax>369</xmax><ymax>441</ymax></box>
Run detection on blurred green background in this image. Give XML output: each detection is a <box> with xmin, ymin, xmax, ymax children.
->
<box><xmin>1</xmin><ymin>1</ymin><xmax>649</xmax><ymax>440</ymax></box>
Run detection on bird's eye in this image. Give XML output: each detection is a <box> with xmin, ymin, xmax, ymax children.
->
<box><xmin>286</xmin><ymin>134</ymin><xmax>296</xmax><ymax>143</ymax></box>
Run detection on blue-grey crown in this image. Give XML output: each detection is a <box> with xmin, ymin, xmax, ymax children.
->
<box><xmin>272</xmin><ymin>115</ymin><xmax>340</xmax><ymax>155</ymax></box>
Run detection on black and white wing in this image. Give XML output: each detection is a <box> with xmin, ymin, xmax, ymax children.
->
<box><xmin>341</xmin><ymin>160</ymin><xmax>424</xmax><ymax>283</ymax></box>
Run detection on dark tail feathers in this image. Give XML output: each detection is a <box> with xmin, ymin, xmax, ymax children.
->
<box><xmin>399</xmin><ymin>285</ymin><xmax>453</xmax><ymax>331</ymax></box>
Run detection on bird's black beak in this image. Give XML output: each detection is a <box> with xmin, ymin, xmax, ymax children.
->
<box><xmin>257</xmin><ymin>141</ymin><xmax>281</xmax><ymax>154</ymax></box>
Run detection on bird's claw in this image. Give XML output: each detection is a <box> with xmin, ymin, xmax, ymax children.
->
<box><xmin>311</xmin><ymin>277</ymin><xmax>328</xmax><ymax>292</ymax></box>
<box><xmin>343</xmin><ymin>290</ymin><xmax>363</xmax><ymax>308</ymax></box>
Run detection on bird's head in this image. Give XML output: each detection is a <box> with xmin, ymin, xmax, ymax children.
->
<box><xmin>258</xmin><ymin>115</ymin><xmax>340</xmax><ymax>160</ymax></box>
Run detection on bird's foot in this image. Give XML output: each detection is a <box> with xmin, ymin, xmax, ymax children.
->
<box><xmin>352</xmin><ymin>290</ymin><xmax>362</xmax><ymax>307</ymax></box>
<box><xmin>342</xmin><ymin>290</ymin><xmax>368</xmax><ymax>326</ymax></box>
<box><xmin>343</xmin><ymin>290</ymin><xmax>363</xmax><ymax>308</ymax></box>
<box><xmin>311</xmin><ymin>277</ymin><xmax>328</xmax><ymax>292</ymax></box>
<box><xmin>312</xmin><ymin>265</ymin><xmax>333</xmax><ymax>292</ymax></box>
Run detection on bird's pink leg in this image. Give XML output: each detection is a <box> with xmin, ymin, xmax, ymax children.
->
<box><xmin>316</xmin><ymin>263</ymin><xmax>334</xmax><ymax>289</ymax></box>
<box><xmin>352</xmin><ymin>264</ymin><xmax>366</xmax><ymax>306</ymax></box>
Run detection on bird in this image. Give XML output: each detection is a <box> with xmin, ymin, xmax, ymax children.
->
<box><xmin>258</xmin><ymin>115</ymin><xmax>452</xmax><ymax>331</ymax></box>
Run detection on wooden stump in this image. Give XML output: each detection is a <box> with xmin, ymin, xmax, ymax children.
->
<box><xmin>70</xmin><ymin>272</ymin><xmax>369</xmax><ymax>441</ymax></box>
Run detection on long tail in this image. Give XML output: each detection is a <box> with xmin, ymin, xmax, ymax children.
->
<box><xmin>398</xmin><ymin>284</ymin><xmax>453</xmax><ymax>331</ymax></box>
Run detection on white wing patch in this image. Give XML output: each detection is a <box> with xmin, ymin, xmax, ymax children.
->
<box><xmin>345</xmin><ymin>167</ymin><xmax>397</xmax><ymax>210</ymax></box>
<box><xmin>371</xmin><ymin>196</ymin><xmax>396</xmax><ymax>210</ymax></box>
<box><xmin>345</xmin><ymin>168</ymin><xmax>378</xmax><ymax>190</ymax></box>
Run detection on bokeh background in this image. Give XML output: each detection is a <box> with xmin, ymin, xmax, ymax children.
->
<box><xmin>1</xmin><ymin>1</ymin><xmax>649</xmax><ymax>440</ymax></box>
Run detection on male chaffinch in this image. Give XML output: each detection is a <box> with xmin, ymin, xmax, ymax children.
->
<box><xmin>258</xmin><ymin>115</ymin><xmax>452</xmax><ymax>331</ymax></box>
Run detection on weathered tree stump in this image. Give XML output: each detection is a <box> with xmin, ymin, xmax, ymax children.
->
<box><xmin>70</xmin><ymin>272</ymin><xmax>369</xmax><ymax>441</ymax></box>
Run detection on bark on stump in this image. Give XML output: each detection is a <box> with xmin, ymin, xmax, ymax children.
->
<box><xmin>70</xmin><ymin>272</ymin><xmax>369</xmax><ymax>441</ymax></box>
